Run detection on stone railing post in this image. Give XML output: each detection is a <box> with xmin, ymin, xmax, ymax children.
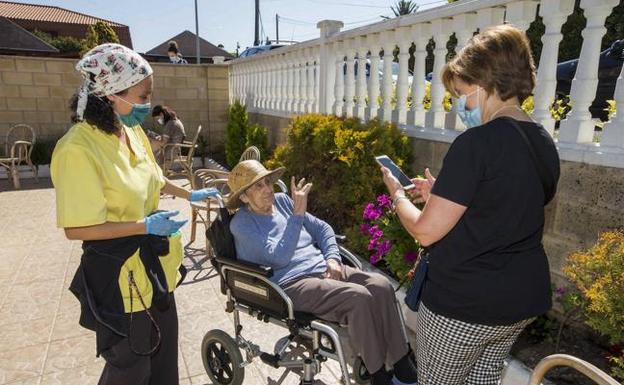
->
<box><xmin>395</xmin><ymin>27</ymin><xmax>412</xmax><ymax>125</ymax></box>
<box><xmin>317</xmin><ymin>20</ymin><xmax>344</xmax><ymax>114</ymax></box>
<box><xmin>531</xmin><ymin>0</ymin><xmax>575</xmax><ymax>135</ymax></box>
<box><xmin>367</xmin><ymin>33</ymin><xmax>381</xmax><ymax>121</ymax></box>
<box><xmin>559</xmin><ymin>0</ymin><xmax>619</xmax><ymax>143</ymax></box>
<box><xmin>426</xmin><ymin>18</ymin><xmax>452</xmax><ymax>129</ymax></box>
<box><xmin>408</xmin><ymin>24</ymin><xmax>430</xmax><ymax>127</ymax></box>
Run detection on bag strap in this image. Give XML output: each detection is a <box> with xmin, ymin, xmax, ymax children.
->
<box><xmin>508</xmin><ymin>118</ymin><xmax>555</xmax><ymax>205</ymax></box>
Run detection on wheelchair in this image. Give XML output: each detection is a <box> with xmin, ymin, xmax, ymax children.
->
<box><xmin>200</xmin><ymin>184</ymin><xmax>413</xmax><ymax>385</ymax></box>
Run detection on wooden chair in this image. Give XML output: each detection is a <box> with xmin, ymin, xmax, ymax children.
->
<box><xmin>162</xmin><ymin>125</ymin><xmax>202</xmax><ymax>188</ymax></box>
<box><xmin>0</xmin><ymin>124</ymin><xmax>37</xmax><ymax>189</ymax></box>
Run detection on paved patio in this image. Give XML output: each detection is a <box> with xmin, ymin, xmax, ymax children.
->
<box><xmin>0</xmin><ymin>178</ymin><xmax>348</xmax><ymax>385</ymax></box>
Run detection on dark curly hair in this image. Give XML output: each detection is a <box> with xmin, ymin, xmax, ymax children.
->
<box><xmin>69</xmin><ymin>75</ymin><xmax>128</xmax><ymax>135</ymax></box>
<box><xmin>151</xmin><ymin>104</ymin><xmax>177</xmax><ymax>123</ymax></box>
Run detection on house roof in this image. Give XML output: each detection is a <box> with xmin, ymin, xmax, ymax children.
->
<box><xmin>0</xmin><ymin>1</ymin><xmax>127</xmax><ymax>27</ymax></box>
<box><xmin>0</xmin><ymin>15</ymin><xmax>58</xmax><ymax>52</ymax></box>
<box><xmin>146</xmin><ymin>30</ymin><xmax>233</xmax><ymax>59</ymax></box>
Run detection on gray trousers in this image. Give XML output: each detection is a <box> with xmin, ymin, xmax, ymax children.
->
<box><xmin>98</xmin><ymin>295</ymin><xmax>179</xmax><ymax>385</ymax></box>
<box><xmin>283</xmin><ymin>265</ymin><xmax>408</xmax><ymax>373</ymax></box>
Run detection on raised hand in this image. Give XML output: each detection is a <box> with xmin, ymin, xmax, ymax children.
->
<box><xmin>291</xmin><ymin>176</ymin><xmax>313</xmax><ymax>216</ymax></box>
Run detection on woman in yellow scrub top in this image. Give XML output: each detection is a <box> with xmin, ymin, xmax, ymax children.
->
<box><xmin>51</xmin><ymin>43</ymin><xmax>215</xmax><ymax>385</ymax></box>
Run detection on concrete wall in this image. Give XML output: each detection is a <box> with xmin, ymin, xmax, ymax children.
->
<box><xmin>248</xmin><ymin>112</ymin><xmax>624</xmax><ymax>288</ymax></box>
<box><xmin>0</xmin><ymin>55</ymin><xmax>229</xmax><ymax>153</ymax></box>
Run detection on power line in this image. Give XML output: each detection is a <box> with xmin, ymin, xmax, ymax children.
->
<box><xmin>301</xmin><ymin>0</ymin><xmax>388</xmax><ymax>9</ymax></box>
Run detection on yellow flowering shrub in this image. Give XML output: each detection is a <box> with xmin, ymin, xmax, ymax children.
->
<box><xmin>564</xmin><ymin>229</ymin><xmax>624</xmax><ymax>380</ymax></box>
<box><xmin>521</xmin><ymin>95</ymin><xmax>572</xmax><ymax>121</ymax></box>
<box><xmin>266</xmin><ymin>114</ymin><xmax>412</xmax><ymax>231</ymax></box>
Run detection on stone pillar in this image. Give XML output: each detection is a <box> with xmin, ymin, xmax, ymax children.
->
<box><xmin>395</xmin><ymin>27</ymin><xmax>411</xmax><ymax>125</ymax></box>
<box><xmin>317</xmin><ymin>20</ymin><xmax>344</xmax><ymax>114</ymax></box>
<box><xmin>333</xmin><ymin>41</ymin><xmax>345</xmax><ymax>116</ymax></box>
<box><xmin>532</xmin><ymin>0</ymin><xmax>575</xmax><ymax>135</ymax></box>
<box><xmin>367</xmin><ymin>33</ymin><xmax>381</xmax><ymax>121</ymax></box>
<box><xmin>426</xmin><ymin>18</ymin><xmax>452</xmax><ymax>129</ymax></box>
<box><xmin>355</xmin><ymin>36</ymin><xmax>368</xmax><ymax>120</ymax></box>
<box><xmin>380</xmin><ymin>31</ymin><xmax>395</xmax><ymax>123</ymax></box>
<box><xmin>408</xmin><ymin>24</ymin><xmax>430</xmax><ymax>127</ymax></box>
<box><xmin>559</xmin><ymin>0</ymin><xmax>619</xmax><ymax>144</ymax></box>
<box><xmin>344</xmin><ymin>41</ymin><xmax>357</xmax><ymax>118</ymax></box>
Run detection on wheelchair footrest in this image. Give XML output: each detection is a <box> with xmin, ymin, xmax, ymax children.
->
<box><xmin>260</xmin><ymin>352</ymin><xmax>281</xmax><ymax>368</ymax></box>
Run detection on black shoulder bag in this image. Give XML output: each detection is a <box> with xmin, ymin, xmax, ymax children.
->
<box><xmin>508</xmin><ymin>119</ymin><xmax>556</xmax><ymax>205</ymax></box>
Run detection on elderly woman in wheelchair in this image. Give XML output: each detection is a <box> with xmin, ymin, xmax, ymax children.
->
<box><xmin>201</xmin><ymin>160</ymin><xmax>417</xmax><ymax>385</ymax></box>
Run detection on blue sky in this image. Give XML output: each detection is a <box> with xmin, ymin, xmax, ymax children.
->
<box><xmin>17</xmin><ymin>0</ymin><xmax>445</xmax><ymax>54</ymax></box>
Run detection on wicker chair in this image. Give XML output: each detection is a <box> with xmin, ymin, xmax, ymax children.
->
<box><xmin>0</xmin><ymin>124</ymin><xmax>37</xmax><ymax>189</ymax></box>
<box><xmin>162</xmin><ymin>125</ymin><xmax>202</xmax><ymax>188</ymax></box>
<box><xmin>238</xmin><ymin>145</ymin><xmax>261</xmax><ymax>162</ymax></box>
<box><xmin>189</xmin><ymin>169</ymin><xmax>231</xmax><ymax>253</ymax></box>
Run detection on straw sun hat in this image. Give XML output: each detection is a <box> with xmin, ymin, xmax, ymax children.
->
<box><xmin>226</xmin><ymin>160</ymin><xmax>286</xmax><ymax>209</ymax></box>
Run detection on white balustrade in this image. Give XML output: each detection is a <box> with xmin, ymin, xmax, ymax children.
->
<box><xmin>226</xmin><ymin>0</ymin><xmax>624</xmax><ymax>168</ymax></box>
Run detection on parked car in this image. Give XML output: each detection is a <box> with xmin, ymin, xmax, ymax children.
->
<box><xmin>556</xmin><ymin>39</ymin><xmax>623</xmax><ymax>121</ymax></box>
<box><xmin>239</xmin><ymin>44</ymin><xmax>285</xmax><ymax>58</ymax></box>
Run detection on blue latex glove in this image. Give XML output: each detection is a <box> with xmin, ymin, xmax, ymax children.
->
<box><xmin>144</xmin><ymin>210</ymin><xmax>187</xmax><ymax>236</ymax></box>
<box><xmin>189</xmin><ymin>188</ymin><xmax>219</xmax><ymax>202</ymax></box>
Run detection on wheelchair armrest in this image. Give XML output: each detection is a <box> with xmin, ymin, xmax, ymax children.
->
<box><xmin>216</xmin><ymin>257</ymin><xmax>273</xmax><ymax>278</ymax></box>
<box><xmin>338</xmin><ymin>245</ymin><xmax>363</xmax><ymax>270</ymax></box>
<box><xmin>335</xmin><ymin>234</ymin><xmax>346</xmax><ymax>243</ymax></box>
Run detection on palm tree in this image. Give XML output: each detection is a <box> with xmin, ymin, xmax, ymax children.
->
<box><xmin>381</xmin><ymin>0</ymin><xmax>419</xmax><ymax>19</ymax></box>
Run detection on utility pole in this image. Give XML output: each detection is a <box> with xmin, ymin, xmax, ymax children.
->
<box><xmin>254</xmin><ymin>0</ymin><xmax>260</xmax><ymax>46</ymax></box>
<box><xmin>276</xmin><ymin>14</ymin><xmax>279</xmax><ymax>44</ymax></box>
<box><xmin>194</xmin><ymin>0</ymin><xmax>200</xmax><ymax>64</ymax></box>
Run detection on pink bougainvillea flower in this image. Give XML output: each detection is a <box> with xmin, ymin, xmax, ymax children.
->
<box><xmin>363</xmin><ymin>203</ymin><xmax>382</xmax><ymax>221</ymax></box>
<box><xmin>360</xmin><ymin>223</ymin><xmax>371</xmax><ymax>234</ymax></box>
<box><xmin>378</xmin><ymin>240</ymin><xmax>392</xmax><ymax>256</ymax></box>
<box><xmin>377</xmin><ymin>194</ymin><xmax>392</xmax><ymax>209</ymax></box>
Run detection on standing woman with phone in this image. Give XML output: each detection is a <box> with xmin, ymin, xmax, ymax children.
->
<box><xmin>380</xmin><ymin>25</ymin><xmax>560</xmax><ymax>385</ymax></box>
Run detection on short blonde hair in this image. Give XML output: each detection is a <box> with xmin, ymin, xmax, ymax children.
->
<box><xmin>442</xmin><ymin>24</ymin><xmax>536</xmax><ymax>102</ymax></box>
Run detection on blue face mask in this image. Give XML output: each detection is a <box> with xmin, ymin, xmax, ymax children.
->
<box><xmin>116</xmin><ymin>96</ymin><xmax>151</xmax><ymax>127</ymax></box>
<box><xmin>456</xmin><ymin>87</ymin><xmax>482</xmax><ymax>128</ymax></box>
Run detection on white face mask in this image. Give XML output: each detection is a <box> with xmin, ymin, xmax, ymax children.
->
<box><xmin>157</xmin><ymin>117</ymin><xmax>164</xmax><ymax>125</ymax></box>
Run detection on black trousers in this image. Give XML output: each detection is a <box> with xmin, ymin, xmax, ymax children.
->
<box><xmin>98</xmin><ymin>295</ymin><xmax>179</xmax><ymax>385</ymax></box>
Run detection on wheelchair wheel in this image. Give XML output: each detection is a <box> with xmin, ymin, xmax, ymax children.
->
<box><xmin>353</xmin><ymin>356</ymin><xmax>371</xmax><ymax>384</ymax></box>
<box><xmin>201</xmin><ymin>329</ymin><xmax>245</xmax><ymax>385</ymax></box>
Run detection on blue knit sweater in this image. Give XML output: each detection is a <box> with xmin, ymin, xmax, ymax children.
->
<box><xmin>230</xmin><ymin>193</ymin><xmax>341</xmax><ymax>286</ymax></box>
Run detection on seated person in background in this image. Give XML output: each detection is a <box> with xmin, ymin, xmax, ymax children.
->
<box><xmin>227</xmin><ymin>160</ymin><xmax>418</xmax><ymax>385</ymax></box>
<box><xmin>148</xmin><ymin>105</ymin><xmax>186</xmax><ymax>165</ymax></box>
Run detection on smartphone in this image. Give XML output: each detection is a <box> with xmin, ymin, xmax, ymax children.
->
<box><xmin>375</xmin><ymin>155</ymin><xmax>415</xmax><ymax>190</ymax></box>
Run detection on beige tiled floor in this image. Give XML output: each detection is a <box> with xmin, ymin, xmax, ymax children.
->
<box><xmin>0</xmin><ymin>179</ymin><xmax>345</xmax><ymax>385</ymax></box>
